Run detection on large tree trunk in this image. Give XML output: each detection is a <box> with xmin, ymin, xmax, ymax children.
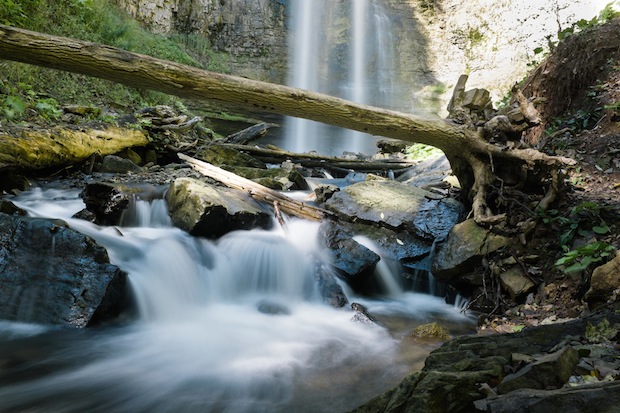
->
<box><xmin>0</xmin><ymin>25</ymin><xmax>573</xmax><ymax>223</ymax></box>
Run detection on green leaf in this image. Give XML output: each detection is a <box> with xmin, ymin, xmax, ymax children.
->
<box><xmin>593</xmin><ymin>225</ymin><xmax>610</xmax><ymax>234</ymax></box>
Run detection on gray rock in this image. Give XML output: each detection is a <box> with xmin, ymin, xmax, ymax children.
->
<box><xmin>497</xmin><ymin>346</ymin><xmax>579</xmax><ymax>394</ymax></box>
<box><xmin>79</xmin><ymin>182</ymin><xmax>130</xmax><ymax>225</ymax></box>
<box><xmin>499</xmin><ymin>266</ymin><xmax>536</xmax><ymax>300</ymax></box>
<box><xmin>432</xmin><ymin>219</ymin><xmax>510</xmax><ymax>282</ymax></box>
<box><xmin>351</xmin><ymin>303</ymin><xmax>379</xmax><ymax>325</ymax></box>
<box><xmin>166</xmin><ymin>177</ymin><xmax>272</xmax><ymax>238</ymax></box>
<box><xmin>0</xmin><ymin>213</ymin><xmax>129</xmax><ymax>327</ymax></box>
<box><xmin>101</xmin><ymin>154</ymin><xmax>143</xmax><ymax>174</ymax></box>
<box><xmin>325</xmin><ymin>180</ymin><xmax>463</xmax><ymax>240</ymax></box>
<box><xmin>474</xmin><ymin>381</ymin><xmax>620</xmax><ymax>413</ymax></box>
<box><xmin>315</xmin><ymin>263</ymin><xmax>348</xmax><ymax>308</ymax></box>
<box><xmin>352</xmin><ymin>314</ymin><xmax>620</xmax><ymax>413</ymax></box>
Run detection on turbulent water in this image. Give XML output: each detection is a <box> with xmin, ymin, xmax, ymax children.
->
<box><xmin>0</xmin><ymin>186</ymin><xmax>472</xmax><ymax>413</ymax></box>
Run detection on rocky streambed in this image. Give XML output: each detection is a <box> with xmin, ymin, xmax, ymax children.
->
<box><xmin>0</xmin><ymin>135</ymin><xmax>618</xmax><ymax>412</ymax></box>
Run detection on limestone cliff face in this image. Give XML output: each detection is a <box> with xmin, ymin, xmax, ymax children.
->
<box><xmin>392</xmin><ymin>0</ymin><xmax>612</xmax><ymax>113</ymax></box>
<box><xmin>112</xmin><ymin>0</ymin><xmax>287</xmax><ymax>82</ymax></box>
<box><xmin>114</xmin><ymin>0</ymin><xmax>611</xmax><ymax>112</ymax></box>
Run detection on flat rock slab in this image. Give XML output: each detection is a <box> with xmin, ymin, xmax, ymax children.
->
<box><xmin>324</xmin><ymin>180</ymin><xmax>463</xmax><ymax>240</ymax></box>
<box><xmin>166</xmin><ymin>177</ymin><xmax>272</xmax><ymax>238</ymax></box>
<box><xmin>0</xmin><ymin>213</ymin><xmax>128</xmax><ymax>327</ymax></box>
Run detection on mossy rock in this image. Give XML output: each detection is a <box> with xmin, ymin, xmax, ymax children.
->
<box><xmin>198</xmin><ymin>144</ymin><xmax>265</xmax><ymax>169</ymax></box>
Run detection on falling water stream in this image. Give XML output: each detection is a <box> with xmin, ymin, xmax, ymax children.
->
<box><xmin>0</xmin><ymin>186</ymin><xmax>472</xmax><ymax>412</ymax></box>
<box><xmin>281</xmin><ymin>0</ymin><xmax>407</xmax><ymax>156</ymax></box>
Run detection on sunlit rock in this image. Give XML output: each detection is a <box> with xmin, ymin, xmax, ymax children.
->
<box><xmin>166</xmin><ymin>177</ymin><xmax>272</xmax><ymax>238</ymax></box>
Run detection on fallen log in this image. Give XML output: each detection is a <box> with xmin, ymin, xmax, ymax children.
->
<box><xmin>0</xmin><ymin>25</ymin><xmax>575</xmax><ymax>224</ymax></box>
<box><xmin>0</xmin><ymin>125</ymin><xmax>149</xmax><ymax>170</ymax></box>
<box><xmin>218</xmin><ymin>143</ymin><xmax>415</xmax><ymax>171</ymax></box>
<box><xmin>223</xmin><ymin>122</ymin><xmax>276</xmax><ymax>145</ymax></box>
<box><xmin>177</xmin><ymin>153</ymin><xmax>333</xmax><ymax>222</ymax></box>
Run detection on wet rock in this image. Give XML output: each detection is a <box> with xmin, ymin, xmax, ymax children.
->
<box><xmin>313</xmin><ymin>184</ymin><xmax>339</xmax><ymax>203</ymax></box>
<box><xmin>497</xmin><ymin>346</ymin><xmax>579</xmax><ymax>394</ymax></box>
<box><xmin>499</xmin><ymin>266</ymin><xmax>536</xmax><ymax>300</ymax></box>
<box><xmin>432</xmin><ymin>219</ymin><xmax>510</xmax><ymax>282</ymax></box>
<box><xmin>0</xmin><ymin>170</ymin><xmax>31</xmax><ymax>193</ymax></box>
<box><xmin>0</xmin><ymin>200</ymin><xmax>26</xmax><ymax>216</ymax></box>
<box><xmin>325</xmin><ymin>180</ymin><xmax>463</xmax><ymax>240</ymax></box>
<box><xmin>410</xmin><ymin>322</ymin><xmax>452</xmax><ymax>341</ymax></box>
<box><xmin>352</xmin><ymin>314</ymin><xmax>620</xmax><ymax>413</ymax></box>
<box><xmin>166</xmin><ymin>177</ymin><xmax>272</xmax><ymax>238</ymax></box>
<box><xmin>0</xmin><ymin>213</ymin><xmax>129</xmax><ymax>327</ymax></box>
<box><xmin>256</xmin><ymin>300</ymin><xmax>291</xmax><ymax>315</ymax></box>
<box><xmin>101</xmin><ymin>154</ymin><xmax>143</xmax><ymax>174</ymax></box>
<box><xmin>474</xmin><ymin>381</ymin><xmax>620</xmax><ymax>413</ymax></box>
<box><xmin>318</xmin><ymin>222</ymin><xmax>380</xmax><ymax>288</ymax></box>
<box><xmin>585</xmin><ymin>252</ymin><xmax>620</xmax><ymax>310</ymax></box>
<box><xmin>79</xmin><ymin>182</ymin><xmax>130</xmax><ymax>225</ymax></box>
<box><xmin>315</xmin><ymin>264</ymin><xmax>348</xmax><ymax>308</ymax></box>
<box><xmin>351</xmin><ymin>303</ymin><xmax>379</xmax><ymax>325</ymax></box>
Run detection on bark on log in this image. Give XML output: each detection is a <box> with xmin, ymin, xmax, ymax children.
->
<box><xmin>178</xmin><ymin>153</ymin><xmax>333</xmax><ymax>222</ymax></box>
<box><xmin>223</xmin><ymin>122</ymin><xmax>275</xmax><ymax>145</ymax></box>
<box><xmin>218</xmin><ymin>143</ymin><xmax>414</xmax><ymax>171</ymax></box>
<box><xmin>0</xmin><ymin>125</ymin><xmax>148</xmax><ymax>170</ymax></box>
<box><xmin>0</xmin><ymin>25</ymin><xmax>575</xmax><ymax>223</ymax></box>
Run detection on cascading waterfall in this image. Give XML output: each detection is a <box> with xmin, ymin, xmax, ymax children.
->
<box><xmin>0</xmin><ymin>186</ymin><xmax>471</xmax><ymax>412</ymax></box>
<box><xmin>283</xmin><ymin>0</ymin><xmax>405</xmax><ymax>156</ymax></box>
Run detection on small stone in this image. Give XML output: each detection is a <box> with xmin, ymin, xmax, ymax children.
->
<box><xmin>410</xmin><ymin>322</ymin><xmax>452</xmax><ymax>341</ymax></box>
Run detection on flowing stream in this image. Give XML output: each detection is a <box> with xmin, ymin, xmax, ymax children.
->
<box><xmin>0</xmin><ymin>186</ymin><xmax>472</xmax><ymax>412</ymax></box>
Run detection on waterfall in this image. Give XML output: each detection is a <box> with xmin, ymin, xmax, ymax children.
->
<box><xmin>283</xmin><ymin>0</ymin><xmax>404</xmax><ymax>156</ymax></box>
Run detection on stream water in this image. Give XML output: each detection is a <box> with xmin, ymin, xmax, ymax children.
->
<box><xmin>0</xmin><ymin>186</ymin><xmax>473</xmax><ymax>412</ymax></box>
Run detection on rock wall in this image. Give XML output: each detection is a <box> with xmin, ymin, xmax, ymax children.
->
<box><xmin>112</xmin><ymin>0</ymin><xmax>288</xmax><ymax>82</ymax></box>
<box><xmin>394</xmin><ymin>0</ymin><xmax>613</xmax><ymax>113</ymax></box>
<box><xmin>114</xmin><ymin>0</ymin><xmax>613</xmax><ymax>112</ymax></box>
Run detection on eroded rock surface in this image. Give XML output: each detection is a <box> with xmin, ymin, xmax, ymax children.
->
<box><xmin>0</xmin><ymin>212</ymin><xmax>129</xmax><ymax>327</ymax></box>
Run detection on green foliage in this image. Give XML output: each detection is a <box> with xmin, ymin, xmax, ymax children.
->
<box><xmin>405</xmin><ymin>144</ymin><xmax>444</xmax><ymax>161</ymax></box>
<box><xmin>0</xmin><ymin>0</ymin><xmax>213</xmax><ymax>123</ymax></box>
<box><xmin>33</xmin><ymin>98</ymin><xmax>62</xmax><ymax>119</ymax></box>
<box><xmin>554</xmin><ymin>241</ymin><xmax>615</xmax><ymax>274</ymax></box>
<box><xmin>2</xmin><ymin>95</ymin><xmax>26</xmax><ymax>119</ymax></box>
<box><xmin>538</xmin><ymin>201</ymin><xmax>611</xmax><ymax>248</ymax></box>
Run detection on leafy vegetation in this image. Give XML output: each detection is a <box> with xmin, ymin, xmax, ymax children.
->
<box><xmin>538</xmin><ymin>201</ymin><xmax>616</xmax><ymax>275</ymax></box>
<box><xmin>405</xmin><ymin>143</ymin><xmax>444</xmax><ymax>161</ymax></box>
<box><xmin>0</xmin><ymin>0</ymin><xmax>229</xmax><ymax>124</ymax></box>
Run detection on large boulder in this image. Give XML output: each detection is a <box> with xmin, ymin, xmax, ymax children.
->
<box><xmin>0</xmin><ymin>213</ymin><xmax>129</xmax><ymax>327</ymax></box>
<box><xmin>325</xmin><ymin>180</ymin><xmax>463</xmax><ymax>240</ymax></box>
<box><xmin>474</xmin><ymin>381</ymin><xmax>620</xmax><ymax>413</ymax></box>
<box><xmin>352</xmin><ymin>314</ymin><xmax>620</xmax><ymax>413</ymax></box>
<box><xmin>432</xmin><ymin>219</ymin><xmax>510</xmax><ymax>282</ymax></box>
<box><xmin>166</xmin><ymin>177</ymin><xmax>272</xmax><ymax>238</ymax></box>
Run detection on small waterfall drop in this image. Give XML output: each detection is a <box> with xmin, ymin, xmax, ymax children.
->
<box><xmin>284</xmin><ymin>0</ymin><xmax>405</xmax><ymax>156</ymax></box>
<box><xmin>2</xmin><ymin>186</ymin><xmax>472</xmax><ymax>412</ymax></box>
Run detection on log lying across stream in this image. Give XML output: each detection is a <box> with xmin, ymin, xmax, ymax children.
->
<box><xmin>0</xmin><ymin>24</ymin><xmax>575</xmax><ymax>223</ymax></box>
<box><xmin>178</xmin><ymin>153</ymin><xmax>334</xmax><ymax>222</ymax></box>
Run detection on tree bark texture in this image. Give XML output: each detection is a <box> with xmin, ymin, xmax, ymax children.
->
<box><xmin>0</xmin><ymin>125</ymin><xmax>148</xmax><ymax>170</ymax></box>
<box><xmin>0</xmin><ymin>25</ymin><xmax>574</xmax><ymax>223</ymax></box>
